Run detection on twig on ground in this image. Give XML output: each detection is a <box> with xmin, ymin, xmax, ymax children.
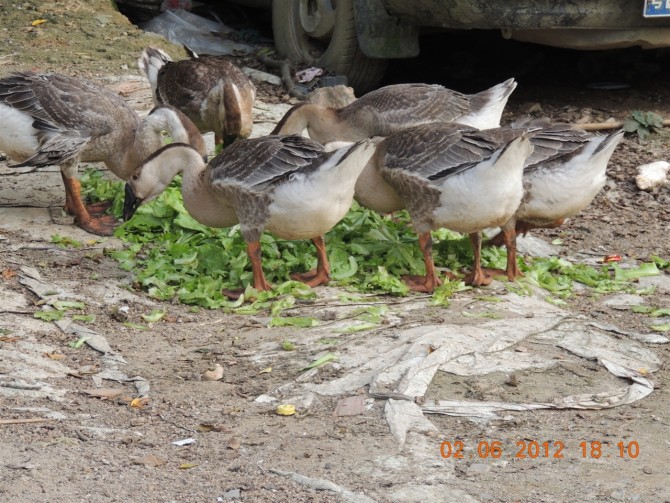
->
<box><xmin>0</xmin><ymin>417</ymin><xmax>53</xmax><ymax>425</ymax></box>
<box><xmin>579</xmin><ymin>119</ymin><xmax>670</xmax><ymax>131</ymax></box>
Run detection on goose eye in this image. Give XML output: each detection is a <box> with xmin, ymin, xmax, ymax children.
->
<box><xmin>132</xmin><ymin>175</ymin><xmax>138</xmax><ymax>181</ymax></box>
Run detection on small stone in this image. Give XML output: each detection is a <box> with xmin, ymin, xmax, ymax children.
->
<box><xmin>219</xmin><ymin>488</ymin><xmax>241</xmax><ymax>500</ymax></box>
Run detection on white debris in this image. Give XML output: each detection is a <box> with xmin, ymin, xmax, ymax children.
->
<box><xmin>635</xmin><ymin>160</ymin><xmax>670</xmax><ymax>191</ymax></box>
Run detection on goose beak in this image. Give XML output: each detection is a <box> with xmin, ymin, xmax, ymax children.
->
<box><xmin>123</xmin><ymin>183</ymin><xmax>142</xmax><ymax>221</ymax></box>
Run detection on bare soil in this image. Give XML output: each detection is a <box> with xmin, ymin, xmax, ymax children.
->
<box><xmin>1</xmin><ymin>2</ymin><xmax>669</xmax><ymax>502</ymax></box>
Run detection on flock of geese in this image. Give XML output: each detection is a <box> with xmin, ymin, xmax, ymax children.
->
<box><xmin>0</xmin><ymin>47</ymin><xmax>624</xmax><ymax>297</ymax></box>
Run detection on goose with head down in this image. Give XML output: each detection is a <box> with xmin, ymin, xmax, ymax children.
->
<box><xmin>489</xmin><ymin>123</ymin><xmax>624</xmax><ymax>279</ymax></box>
<box><xmin>271</xmin><ymin>78</ymin><xmax>517</xmax><ymax>143</ymax></box>
<box><xmin>123</xmin><ymin>135</ymin><xmax>376</xmax><ymax>297</ymax></box>
<box><xmin>354</xmin><ymin>122</ymin><xmax>533</xmax><ymax>292</ymax></box>
<box><xmin>138</xmin><ymin>46</ymin><xmax>256</xmax><ymax>147</ymax></box>
<box><xmin>0</xmin><ymin>72</ymin><xmax>206</xmax><ymax>235</ymax></box>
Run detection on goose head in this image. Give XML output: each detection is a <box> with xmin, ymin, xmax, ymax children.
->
<box><xmin>123</xmin><ymin>142</ymin><xmax>205</xmax><ymax>221</ymax></box>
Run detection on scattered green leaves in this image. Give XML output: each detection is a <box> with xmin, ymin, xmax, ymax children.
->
<box><xmin>69</xmin><ymin>336</ymin><xmax>89</xmax><ymax>349</ymax></box>
<box><xmin>268</xmin><ymin>317</ymin><xmax>319</xmax><ymax>328</ymax></box>
<box><xmin>141</xmin><ymin>310</ymin><xmax>166</xmax><ymax>323</ymax></box>
<box><xmin>51</xmin><ymin>234</ymin><xmax>83</xmax><ymax>249</ymax></box>
<box><xmin>651</xmin><ymin>255</ymin><xmax>669</xmax><ymax>270</ymax></box>
<box><xmin>281</xmin><ymin>340</ymin><xmax>296</xmax><ymax>351</ymax></box>
<box><xmin>612</xmin><ymin>262</ymin><xmax>660</xmax><ymax>281</ymax></box>
<box><xmin>80</xmin><ymin>171</ymin><xmax>669</xmax><ymax>316</ymax></box>
<box><xmin>623</xmin><ymin>110</ymin><xmax>664</xmax><ymax>140</ymax></box>
<box><xmin>34</xmin><ymin>310</ymin><xmax>63</xmax><ymax>322</ymax></box>
<box><xmin>300</xmin><ymin>353</ymin><xmax>337</xmax><ymax>371</ymax></box>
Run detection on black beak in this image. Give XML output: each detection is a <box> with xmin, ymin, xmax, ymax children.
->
<box><xmin>123</xmin><ymin>183</ymin><xmax>142</xmax><ymax>221</ymax></box>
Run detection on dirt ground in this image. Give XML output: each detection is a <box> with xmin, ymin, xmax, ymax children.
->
<box><xmin>1</xmin><ymin>2</ymin><xmax>669</xmax><ymax>502</ymax></box>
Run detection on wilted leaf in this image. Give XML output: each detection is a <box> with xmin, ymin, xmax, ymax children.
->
<box><xmin>178</xmin><ymin>463</ymin><xmax>198</xmax><ymax>470</ymax></box>
<box><xmin>197</xmin><ymin>424</ymin><xmax>232</xmax><ymax>433</ymax></box>
<box><xmin>132</xmin><ymin>454</ymin><xmax>166</xmax><ymax>467</ymax></box>
<box><xmin>2</xmin><ymin>269</ymin><xmax>17</xmax><ymax>280</ymax></box>
<box><xmin>44</xmin><ymin>353</ymin><xmax>65</xmax><ymax>360</ymax></box>
<box><xmin>227</xmin><ymin>438</ymin><xmax>241</xmax><ymax>450</ymax></box>
<box><xmin>276</xmin><ymin>404</ymin><xmax>296</xmax><ymax>416</ymax></box>
<box><xmin>258</xmin><ymin>367</ymin><xmax>272</xmax><ymax>374</ymax></box>
<box><xmin>130</xmin><ymin>397</ymin><xmax>150</xmax><ymax>408</ymax></box>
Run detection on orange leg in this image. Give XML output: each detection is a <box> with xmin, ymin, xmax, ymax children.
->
<box><xmin>502</xmin><ymin>225</ymin><xmax>523</xmax><ymax>281</ymax></box>
<box><xmin>290</xmin><ymin>236</ymin><xmax>331</xmax><ymax>287</ymax></box>
<box><xmin>60</xmin><ymin>173</ymin><xmax>116</xmax><ymax>236</ymax></box>
<box><xmin>488</xmin><ymin>218</ymin><xmax>567</xmax><ymax>246</ymax></box>
<box><xmin>464</xmin><ymin>232</ymin><xmax>492</xmax><ymax>287</ymax></box>
<box><xmin>248</xmin><ymin>240</ymin><xmax>272</xmax><ymax>292</ymax></box>
<box><xmin>403</xmin><ymin>232</ymin><xmax>442</xmax><ymax>293</ymax></box>
<box><xmin>224</xmin><ymin>241</ymin><xmax>272</xmax><ymax>300</ymax></box>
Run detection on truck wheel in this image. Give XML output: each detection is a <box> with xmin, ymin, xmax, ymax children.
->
<box><xmin>272</xmin><ymin>0</ymin><xmax>387</xmax><ymax>93</ymax></box>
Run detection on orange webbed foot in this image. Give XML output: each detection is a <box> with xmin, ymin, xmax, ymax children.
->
<box><xmin>76</xmin><ymin>214</ymin><xmax>119</xmax><ymax>236</ymax></box>
<box><xmin>463</xmin><ymin>268</ymin><xmax>493</xmax><ymax>287</ymax></box>
<box><xmin>402</xmin><ymin>274</ymin><xmax>442</xmax><ymax>293</ymax></box>
<box><xmin>290</xmin><ymin>269</ymin><xmax>330</xmax><ymax>288</ymax></box>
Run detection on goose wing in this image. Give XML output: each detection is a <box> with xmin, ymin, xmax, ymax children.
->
<box><xmin>525</xmin><ymin>125</ymin><xmax>593</xmax><ymax>173</ymax></box>
<box><xmin>0</xmin><ymin>73</ymin><xmax>125</xmax><ymax>165</ymax></box>
<box><xmin>210</xmin><ymin>135</ymin><xmax>326</xmax><ymax>191</ymax></box>
<box><xmin>380</xmin><ymin>123</ymin><xmax>510</xmax><ymax>182</ymax></box>
<box><xmin>339</xmin><ymin>83</ymin><xmax>469</xmax><ymax>130</ymax></box>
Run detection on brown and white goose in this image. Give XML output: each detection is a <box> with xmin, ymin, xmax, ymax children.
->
<box><xmin>271</xmin><ymin>78</ymin><xmax>517</xmax><ymax>143</ymax></box>
<box><xmin>123</xmin><ymin>135</ymin><xmax>376</xmax><ymax>297</ymax></box>
<box><xmin>0</xmin><ymin>72</ymin><xmax>206</xmax><ymax>235</ymax></box>
<box><xmin>354</xmin><ymin>122</ymin><xmax>533</xmax><ymax>292</ymax></box>
<box><xmin>138</xmin><ymin>46</ymin><xmax>256</xmax><ymax>146</ymax></box>
<box><xmin>490</xmin><ymin>123</ymin><xmax>624</xmax><ymax>279</ymax></box>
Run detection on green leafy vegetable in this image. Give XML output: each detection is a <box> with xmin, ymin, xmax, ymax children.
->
<box><xmin>34</xmin><ymin>310</ymin><xmax>63</xmax><ymax>321</ymax></box>
<box><xmin>80</xmin><ymin>173</ymin><xmax>663</xmax><ymax>314</ymax></box>
<box><xmin>612</xmin><ymin>262</ymin><xmax>660</xmax><ymax>281</ymax></box>
<box><xmin>623</xmin><ymin>110</ymin><xmax>664</xmax><ymax>140</ymax></box>
<box><xmin>300</xmin><ymin>353</ymin><xmax>337</xmax><ymax>371</ymax></box>
<box><xmin>268</xmin><ymin>317</ymin><xmax>319</xmax><ymax>328</ymax></box>
<box><xmin>141</xmin><ymin>310</ymin><xmax>166</xmax><ymax>323</ymax></box>
<box><xmin>51</xmin><ymin>234</ymin><xmax>83</xmax><ymax>249</ymax></box>
<box><xmin>281</xmin><ymin>340</ymin><xmax>296</xmax><ymax>351</ymax></box>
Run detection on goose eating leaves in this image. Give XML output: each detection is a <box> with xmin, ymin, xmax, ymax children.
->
<box><xmin>123</xmin><ymin>135</ymin><xmax>376</xmax><ymax>298</ymax></box>
<box><xmin>354</xmin><ymin>123</ymin><xmax>534</xmax><ymax>292</ymax></box>
<box><xmin>0</xmin><ymin>72</ymin><xmax>206</xmax><ymax>235</ymax></box>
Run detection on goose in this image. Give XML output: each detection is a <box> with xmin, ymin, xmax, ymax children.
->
<box><xmin>354</xmin><ymin>122</ymin><xmax>533</xmax><ymax>292</ymax></box>
<box><xmin>122</xmin><ymin>135</ymin><xmax>376</xmax><ymax>297</ymax></box>
<box><xmin>271</xmin><ymin>78</ymin><xmax>517</xmax><ymax>143</ymax></box>
<box><xmin>489</xmin><ymin>124</ymin><xmax>625</xmax><ymax>279</ymax></box>
<box><xmin>138</xmin><ymin>46</ymin><xmax>256</xmax><ymax>146</ymax></box>
<box><xmin>0</xmin><ymin>72</ymin><xmax>206</xmax><ymax>236</ymax></box>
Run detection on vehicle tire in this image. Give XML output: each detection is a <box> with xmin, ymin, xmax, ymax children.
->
<box><xmin>115</xmin><ymin>0</ymin><xmax>163</xmax><ymax>21</ymax></box>
<box><xmin>272</xmin><ymin>0</ymin><xmax>387</xmax><ymax>93</ymax></box>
